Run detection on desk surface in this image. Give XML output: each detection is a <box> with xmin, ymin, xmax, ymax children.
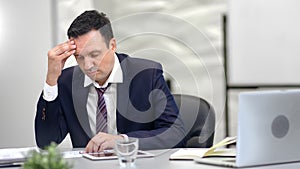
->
<box><xmin>4</xmin><ymin>149</ymin><xmax>300</xmax><ymax>169</ymax></box>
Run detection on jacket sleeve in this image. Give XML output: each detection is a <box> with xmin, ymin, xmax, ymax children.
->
<box><xmin>35</xmin><ymin>92</ymin><xmax>68</xmax><ymax>148</ymax></box>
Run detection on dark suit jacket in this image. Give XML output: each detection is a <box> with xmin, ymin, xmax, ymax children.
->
<box><xmin>35</xmin><ymin>53</ymin><xmax>186</xmax><ymax>150</ymax></box>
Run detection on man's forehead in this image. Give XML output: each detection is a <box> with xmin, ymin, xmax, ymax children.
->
<box><xmin>73</xmin><ymin>31</ymin><xmax>98</xmax><ymax>45</ymax></box>
<box><xmin>72</xmin><ymin>30</ymin><xmax>105</xmax><ymax>55</ymax></box>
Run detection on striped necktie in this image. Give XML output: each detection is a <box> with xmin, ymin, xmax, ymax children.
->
<box><xmin>95</xmin><ymin>84</ymin><xmax>110</xmax><ymax>133</ymax></box>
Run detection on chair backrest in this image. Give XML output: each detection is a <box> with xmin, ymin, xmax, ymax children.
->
<box><xmin>173</xmin><ymin>94</ymin><xmax>215</xmax><ymax>148</ymax></box>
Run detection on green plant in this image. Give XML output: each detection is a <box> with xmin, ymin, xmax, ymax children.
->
<box><xmin>23</xmin><ymin>143</ymin><xmax>72</xmax><ymax>169</ymax></box>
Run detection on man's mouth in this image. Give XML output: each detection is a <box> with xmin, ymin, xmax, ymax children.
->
<box><xmin>86</xmin><ymin>69</ymin><xmax>97</xmax><ymax>77</ymax></box>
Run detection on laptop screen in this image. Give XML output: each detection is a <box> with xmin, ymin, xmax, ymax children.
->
<box><xmin>237</xmin><ymin>90</ymin><xmax>300</xmax><ymax>167</ymax></box>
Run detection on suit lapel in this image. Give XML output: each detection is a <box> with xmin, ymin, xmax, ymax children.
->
<box><xmin>72</xmin><ymin>66</ymin><xmax>93</xmax><ymax>138</ymax></box>
<box><xmin>116</xmin><ymin>54</ymin><xmax>130</xmax><ymax>130</ymax></box>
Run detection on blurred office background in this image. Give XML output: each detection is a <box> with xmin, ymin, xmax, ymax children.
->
<box><xmin>1</xmin><ymin>0</ymin><xmax>300</xmax><ymax>148</ymax></box>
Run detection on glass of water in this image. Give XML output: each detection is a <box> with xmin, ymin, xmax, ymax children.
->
<box><xmin>115</xmin><ymin>137</ymin><xmax>139</xmax><ymax>168</ymax></box>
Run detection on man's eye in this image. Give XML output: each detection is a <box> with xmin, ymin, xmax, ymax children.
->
<box><xmin>91</xmin><ymin>53</ymin><xmax>100</xmax><ymax>58</ymax></box>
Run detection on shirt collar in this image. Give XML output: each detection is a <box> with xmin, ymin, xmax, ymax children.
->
<box><xmin>84</xmin><ymin>53</ymin><xmax>123</xmax><ymax>88</ymax></box>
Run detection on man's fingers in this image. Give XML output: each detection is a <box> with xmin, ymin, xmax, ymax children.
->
<box><xmin>61</xmin><ymin>49</ymin><xmax>76</xmax><ymax>60</ymax></box>
<box><xmin>86</xmin><ymin>133</ymin><xmax>121</xmax><ymax>153</ymax></box>
<box><xmin>54</xmin><ymin>44</ymin><xmax>76</xmax><ymax>56</ymax></box>
<box><xmin>99</xmin><ymin>142</ymin><xmax>110</xmax><ymax>152</ymax></box>
<box><xmin>85</xmin><ymin>141</ymin><xmax>93</xmax><ymax>153</ymax></box>
<box><xmin>93</xmin><ymin>143</ymin><xmax>99</xmax><ymax>153</ymax></box>
<box><xmin>85</xmin><ymin>140</ymin><xmax>98</xmax><ymax>153</ymax></box>
<box><xmin>48</xmin><ymin>40</ymin><xmax>76</xmax><ymax>58</ymax></box>
<box><xmin>92</xmin><ymin>135</ymin><xmax>106</xmax><ymax>147</ymax></box>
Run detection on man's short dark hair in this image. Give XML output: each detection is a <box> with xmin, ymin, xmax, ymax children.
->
<box><xmin>67</xmin><ymin>10</ymin><xmax>114</xmax><ymax>47</ymax></box>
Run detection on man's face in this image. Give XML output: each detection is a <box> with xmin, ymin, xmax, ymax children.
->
<box><xmin>73</xmin><ymin>30</ymin><xmax>116</xmax><ymax>85</ymax></box>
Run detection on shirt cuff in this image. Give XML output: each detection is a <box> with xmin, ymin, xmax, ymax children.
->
<box><xmin>43</xmin><ymin>82</ymin><xmax>58</xmax><ymax>101</ymax></box>
<box><xmin>120</xmin><ymin>134</ymin><xmax>129</xmax><ymax>141</ymax></box>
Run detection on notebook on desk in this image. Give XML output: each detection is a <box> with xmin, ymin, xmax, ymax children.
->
<box><xmin>195</xmin><ymin>90</ymin><xmax>300</xmax><ymax>167</ymax></box>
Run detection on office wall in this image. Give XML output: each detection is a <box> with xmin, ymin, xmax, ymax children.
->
<box><xmin>228</xmin><ymin>0</ymin><xmax>300</xmax><ymax>86</ymax></box>
<box><xmin>0</xmin><ymin>0</ymin><xmax>51</xmax><ymax>148</ymax></box>
<box><xmin>227</xmin><ymin>0</ymin><xmax>300</xmax><ymax>137</ymax></box>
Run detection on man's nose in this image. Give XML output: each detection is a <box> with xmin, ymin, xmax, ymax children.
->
<box><xmin>84</xmin><ymin>57</ymin><xmax>94</xmax><ymax>70</ymax></box>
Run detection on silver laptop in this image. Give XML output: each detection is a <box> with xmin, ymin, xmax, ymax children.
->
<box><xmin>195</xmin><ymin>90</ymin><xmax>300</xmax><ymax>167</ymax></box>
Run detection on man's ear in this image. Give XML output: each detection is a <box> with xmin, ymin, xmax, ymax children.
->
<box><xmin>109</xmin><ymin>38</ymin><xmax>116</xmax><ymax>51</ymax></box>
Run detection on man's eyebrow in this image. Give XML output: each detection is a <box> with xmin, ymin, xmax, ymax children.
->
<box><xmin>73</xmin><ymin>50</ymin><xmax>102</xmax><ymax>58</ymax></box>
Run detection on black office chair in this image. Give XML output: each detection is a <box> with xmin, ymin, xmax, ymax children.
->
<box><xmin>173</xmin><ymin>94</ymin><xmax>215</xmax><ymax>148</ymax></box>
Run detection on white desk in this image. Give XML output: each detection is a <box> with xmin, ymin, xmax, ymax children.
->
<box><xmin>3</xmin><ymin>149</ymin><xmax>300</xmax><ymax>169</ymax></box>
<box><xmin>74</xmin><ymin>149</ymin><xmax>300</xmax><ymax>169</ymax></box>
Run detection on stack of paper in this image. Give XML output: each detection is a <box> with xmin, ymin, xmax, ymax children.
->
<box><xmin>0</xmin><ymin>147</ymin><xmax>39</xmax><ymax>166</ymax></box>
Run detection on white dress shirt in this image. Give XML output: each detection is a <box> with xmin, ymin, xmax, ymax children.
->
<box><xmin>43</xmin><ymin>54</ymin><xmax>123</xmax><ymax>136</ymax></box>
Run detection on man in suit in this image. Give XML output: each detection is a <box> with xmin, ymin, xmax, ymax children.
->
<box><xmin>35</xmin><ymin>10</ymin><xmax>185</xmax><ymax>152</ymax></box>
